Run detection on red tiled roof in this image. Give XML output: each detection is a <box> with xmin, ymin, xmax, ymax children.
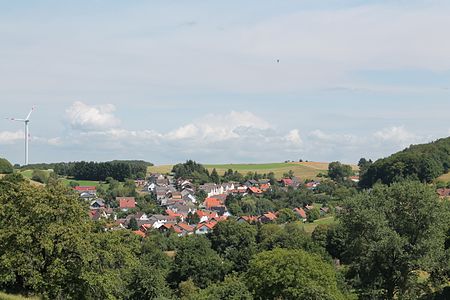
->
<box><xmin>294</xmin><ymin>207</ymin><xmax>307</xmax><ymax>219</ymax></box>
<box><xmin>197</xmin><ymin>210</ymin><xmax>218</xmax><ymax>219</ymax></box>
<box><xmin>437</xmin><ymin>188</ymin><xmax>450</xmax><ymax>197</ymax></box>
<box><xmin>132</xmin><ymin>230</ymin><xmax>146</xmax><ymax>238</ymax></box>
<box><xmin>248</xmin><ymin>186</ymin><xmax>263</xmax><ymax>194</ymax></box>
<box><xmin>176</xmin><ymin>223</ymin><xmax>194</xmax><ymax>232</ymax></box>
<box><xmin>204</xmin><ymin>197</ymin><xmax>223</xmax><ymax>208</ymax></box>
<box><xmin>166</xmin><ymin>209</ymin><xmax>183</xmax><ymax>218</ymax></box>
<box><xmin>260</xmin><ymin>183</ymin><xmax>270</xmax><ymax>190</ymax></box>
<box><xmin>118</xmin><ymin>197</ymin><xmax>136</xmax><ymax>209</ymax></box>
<box><xmin>262</xmin><ymin>212</ymin><xmax>278</xmax><ymax>221</ymax></box>
<box><xmin>281</xmin><ymin>178</ymin><xmax>293</xmax><ymax>186</ymax></box>
<box><xmin>197</xmin><ymin>221</ymin><xmax>217</xmax><ymax>230</ymax></box>
<box><xmin>74</xmin><ymin>186</ymin><xmax>96</xmax><ymax>191</ymax></box>
<box><xmin>239</xmin><ymin>215</ymin><xmax>258</xmax><ymax>222</ymax></box>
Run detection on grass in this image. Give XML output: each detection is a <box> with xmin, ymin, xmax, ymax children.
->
<box><xmin>301</xmin><ymin>216</ymin><xmax>337</xmax><ymax>234</ymax></box>
<box><xmin>12</xmin><ymin>170</ymin><xmax>106</xmax><ymax>188</ymax></box>
<box><xmin>148</xmin><ymin>162</ymin><xmax>358</xmax><ymax>180</ymax></box>
<box><xmin>0</xmin><ymin>292</ymin><xmax>39</xmax><ymax>300</ymax></box>
<box><xmin>59</xmin><ymin>178</ymin><xmax>107</xmax><ymax>187</ymax></box>
<box><xmin>436</xmin><ymin>172</ymin><xmax>450</xmax><ymax>183</ymax></box>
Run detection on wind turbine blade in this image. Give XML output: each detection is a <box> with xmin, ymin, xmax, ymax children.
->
<box><xmin>7</xmin><ymin>118</ymin><xmax>26</xmax><ymax>122</ymax></box>
<box><xmin>25</xmin><ymin>106</ymin><xmax>35</xmax><ymax>120</ymax></box>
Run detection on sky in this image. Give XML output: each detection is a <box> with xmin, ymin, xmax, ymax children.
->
<box><xmin>1</xmin><ymin>0</ymin><xmax>450</xmax><ymax>165</ymax></box>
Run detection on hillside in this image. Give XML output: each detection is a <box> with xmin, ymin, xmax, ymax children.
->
<box><xmin>148</xmin><ymin>162</ymin><xmax>358</xmax><ymax>180</ymax></box>
<box><xmin>360</xmin><ymin>136</ymin><xmax>450</xmax><ymax>187</ymax></box>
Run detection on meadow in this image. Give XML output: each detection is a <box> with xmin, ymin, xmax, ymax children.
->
<box><xmin>148</xmin><ymin>161</ymin><xmax>358</xmax><ymax>180</ymax></box>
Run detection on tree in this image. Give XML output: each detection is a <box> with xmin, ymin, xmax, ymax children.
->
<box><xmin>337</xmin><ymin>181</ymin><xmax>450</xmax><ymax>299</ymax></box>
<box><xmin>194</xmin><ymin>274</ymin><xmax>252</xmax><ymax>300</ymax></box>
<box><xmin>128</xmin><ymin>217</ymin><xmax>139</xmax><ymax>230</ymax></box>
<box><xmin>276</xmin><ymin>208</ymin><xmax>297</xmax><ymax>224</ymax></box>
<box><xmin>172</xmin><ymin>235</ymin><xmax>225</xmax><ymax>288</ymax></box>
<box><xmin>307</xmin><ymin>207</ymin><xmax>320</xmax><ymax>222</ymax></box>
<box><xmin>31</xmin><ymin>169</ymin><xmax>49</xmax><ymax>183</ymax></box>
<box><xmin>0</xmin><ymin>158</ymin><xmax>13</xmax><ymax>174</ymax></box>
<box><xmin>312</xmin><ymin>224</ymin><xmax>329</xmax><ymax>248</ymax></box>
<box><xmin>208</xmin><ymin>220</ymin><xmax>257</xmax><ymax>272</ymax></box>
<box><xmin>328</xmin><ymin>161</ymin><xmax>353</xmax><ymax>183</ymax></box>
<box><xmin>210</xmin><ymin>168</ymin><xmax>220</xmax><ymax>184</ymax></box>
<box><xmin>186</xmin><ymin>211</ymin><xmax>200</xmax><ymax>225</ymax></box>
<box><xmin>0</xmin><ymin>178</ymin><xmax>90</xmax><ymax>298</ymax></box>
<box><xmin>128</xmin><ymin>240</ymin><xmax>173</xmax><ymax>299</ymax></box>
<box><xmin>246</xmin><ymin>248</ymin><xmax>346</xmax><ymax>299</ymax></box>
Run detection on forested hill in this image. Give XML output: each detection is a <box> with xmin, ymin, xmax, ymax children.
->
<box><xmin>360</xmin><ymin>136</ymin><xmax>450</xmax><ymax>187</ymax></box>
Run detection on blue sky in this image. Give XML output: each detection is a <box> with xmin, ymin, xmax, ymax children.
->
<box><xmin>1</xmin><ymin>0</ymin><xmax>450</xmax><ymax>165</ymax></box>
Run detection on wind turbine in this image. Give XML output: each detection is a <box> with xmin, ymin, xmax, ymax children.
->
<box><xmin>6</xmin><ymin>106</ymin><xmax>35</xmax><ymax>165</ymax></box>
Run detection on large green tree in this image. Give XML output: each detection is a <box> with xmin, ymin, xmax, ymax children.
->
<box><xmin>328</xmin><ymin>161</ymin><xmax>353</xmax><ymax>183</ymax></box>
<box><xmin>0</xmin><ymin>176</ymin><xmax>90</xmax><ymax>298</ymax></box>
<box><xmin>172</xmin><ymin>235</ymin><xmax>225</xmax><ymax>288</ymax></box>
<box><xmin>246</xmin><ymin>248</ymin><xmax>346</xmax><ymax>300</ymax></box>
<box><xmin>336</xmin><ymin>181</ymin><xmax>450</xmax><ymax>299</ymax></box>
<box><xmin>208</xmin><ymin>220</ymin><xmax>257</xmax><ymax>272</ymax></box>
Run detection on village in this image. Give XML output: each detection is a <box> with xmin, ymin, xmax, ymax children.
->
<box><xmin>79</xmin><ymin>172</ymin><xmax>333</xmax><ymax>237</ymax></box>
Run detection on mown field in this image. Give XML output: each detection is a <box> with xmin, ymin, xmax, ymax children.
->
<box><xmin>436</xmin><ymin>172</ymin><xmax>450</xmax><ymax>183</ymax></box>
<box><xmin>0</xmin><ymin>292</ymin><xmax>39</xmax><ymax>300</ymax></box>
<box><xmin>17</xmin><ymin>170</ymin><xmax>104</xmax><ymax>187</ymax></box>
<box><xmin>148</xmin><ymin>162</ymin><xmax>358</xmax><ymax>180</ymax></box>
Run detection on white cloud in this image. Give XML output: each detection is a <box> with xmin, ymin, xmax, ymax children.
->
<box><xmin>284</xmin><ymin>129</ymin><xmax>302</xmax><ymax>145</ymax></box>
<box><xmin>0</xmin><ymin>130</ymin><xmax>23</xmax><ymax>144</ymax></box>
<box><xmin>166</xmin><ymin>124</ymin><xmax>199</xmax><ymax>140</ymax></box>
<box><xmin>374</xmin><ymin>126</ymin><xmax>416</xmax><ymax>143</ymax></box>
<box><xmin>65</xmin><ymin>101</ymin><xmax>121</xmax><ymax>131</ymax></box>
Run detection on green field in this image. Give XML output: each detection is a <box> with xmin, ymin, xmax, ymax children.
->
<box><xmin>16</xmin><ymin>170</ymin><xmax>104</xmax><ymax>187</ymax></box>
<box><xmin>301</xmin><ymin>216</ymin><xmax>337</xmax><ymax>234</ymax></box>
<box><xmin>436</xmin><ymin>172</ymin><xmax>450</xmax><ymax>183</ymax></box>
<box><xmin>0</xmin><ymin>292</ymin><xmax>39</xmax><ymax>300</ymax></box>
<box><xmin>148</xmin><ymin>162</ymin><xmax>358</xmax><ymax>180</ymax></box>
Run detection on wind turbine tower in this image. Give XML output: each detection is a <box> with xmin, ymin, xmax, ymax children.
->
<box><xmin>7</xmin><ymin>107</ymin><xmax>35</xmax><ymax>165</ymax></box>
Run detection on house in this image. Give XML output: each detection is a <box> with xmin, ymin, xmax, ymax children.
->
<box><xmin>196</xmin><ymin>210</ymin><xmax>219</xmax><ymax>223</ymax></box>
<box><xmin>173</xmin><ymin>223</ymin><xmax>194</xmax><ymax>236</ymax></box>
<box><xmin>260</xmin><ymin>183</ymin><xmax>271</xmax><ymax>192</ymax></box>
<box><xmin>203</xmin><ymin>197</ymin><xmax>223</xmax><ymax>209</ymax></box>
<box><xmin>132</xmin><ymin>230</ymin><xmax>146</xmax><ymax>238</ymax></box>
<box><xmin>237</xmin><ymin>215</ymin><xmax>259</xmax><ymax>224</ymax></box>
<box><xmin>280</xmin><ymin>177</ymin><xmax>301</xmax><ymax>188</ymax></box>
<box><xmin>74</xmin><ymin>186</ymin><xmax>97</xmax><ymax>193</ymax></box>
<box><xmin>90</xmin><ymin>198</ymin><xmax>105</xmax><ymax>209</ymax></box>
<box><xmin>305</xmin><ymin>181</ymin><xmax>320</xmax><ymax>190</ymax></box>
<box><xmin>244</xmin><ymin>179</ymin><xmax>259</xmax><ymax>187</ymax></box>
<box><xmin>158</xmin><ymin>222</ymin><xmax>176</xmax><ymax>233</ymax></box>
<box><xmin>320</xmin><ymin>207</ymin><xmax>330</xmax><ymax>215</ymax></box>
<box><xmin>293</xmin><ymin>207</ymin><xmax>307</xmax><ymax>221</ymax></box>
<box><xmin>117</xmin><ymin>197</ymin><xmax>136</xmax><ymax>211</ymax></box>
<box><xmin>258</xmin><ymin>212</ymin><xmax>278</xmax><ymax>223</ymax></box>
<box><xmin>437</xmin><ymin>188</ymin><xmax>450</xmax><ymax>198</ymax></box>
<box><xmin>305</xmin><ymin>204</ymin><xmax>315</xmax><ymax>211</ymax></box>
<box><xmin>171</xmin><ymin>191</ymin><xmax>183</xmax><ymax>200</ymax></box>
<box><xmin>149</xmin><ymin>214</ymin><xmax>179</xmax><ymax>228</ymax></box>
<box><xmin>349</xmin><ymin>176</ymin><xmax>360</xmax><ymax>183</ymax></box>
<box><xmin>195</xmin><ymin>221</ymin><xmax>217</xmax><ymax>235</ymax></box>
<box><xmin>248</xmin><ymin>186</ymin><xmax>263</xmax><ymax>195</ymax></box>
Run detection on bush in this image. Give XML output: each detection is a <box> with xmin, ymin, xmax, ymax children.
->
<box><xmin>0</xmin><ymin>158</ymin><xmax>13</xmax><ymax>174</ymax></box>
<box><xmin>31</xmin><ymin>170</ymin><xmax>49</xmax><ymax>184</ymax></box>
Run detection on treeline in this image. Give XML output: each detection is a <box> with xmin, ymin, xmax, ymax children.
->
<box><xmin>360</xmin><ymin>137</ymin><xmax>450</xmax><ymax>187</ymax></box>
<box><xmin>22</xmin><ymin>160</ymin><xmax>152</xmax><ymax>181</ymax></box>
